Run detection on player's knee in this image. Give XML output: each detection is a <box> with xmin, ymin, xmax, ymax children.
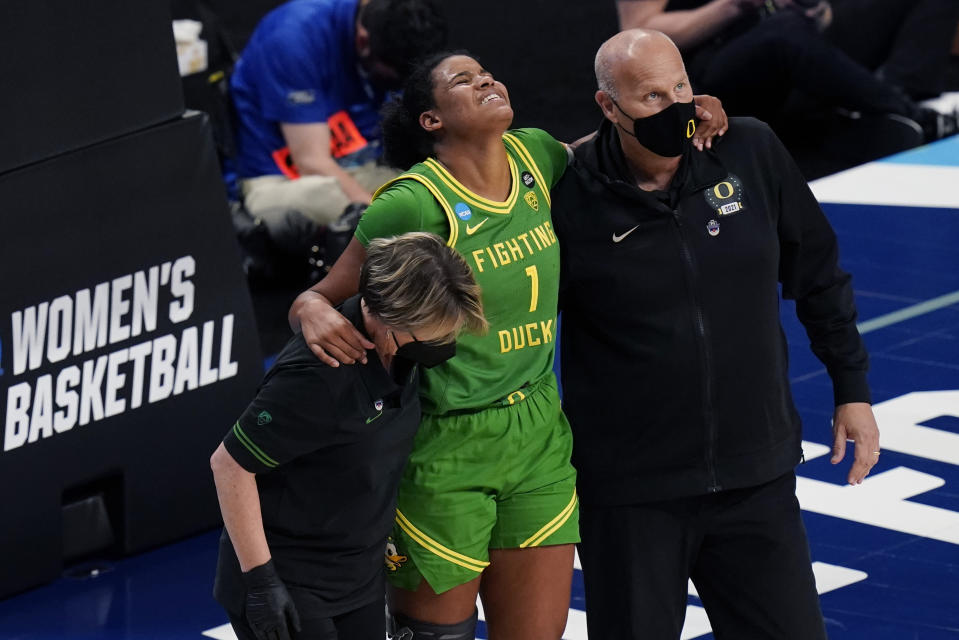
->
<box><xmin>389</xmin><ymin>608</ymin><xmax>477</xmax><ymax>640</ymax></box>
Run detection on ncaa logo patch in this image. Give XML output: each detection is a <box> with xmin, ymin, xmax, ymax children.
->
<box><xmin>374</xmin><ymin>399</ymin><xmax>384</xmax><ymax>412</ymax></box>
<box><xmin>704</xmin><ymin>174</ymin><xmax>746</xmax><ymax>216</ymax></box>
<box><xmin>455</xmin><ymin>202</ymin><xmax>472</xmax><ymax>221</ymax></box>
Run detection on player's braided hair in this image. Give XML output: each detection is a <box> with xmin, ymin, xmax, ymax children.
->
<box><xmin>381</xmin><ymin>50</ymin><xmax>472</xmax><ymax>170</ymax></box>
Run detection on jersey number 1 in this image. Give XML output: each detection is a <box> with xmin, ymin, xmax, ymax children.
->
<box><xmin>525</xmin><ymin>265</ymin><xmax>539</xmax><ymax>312</ymax></box>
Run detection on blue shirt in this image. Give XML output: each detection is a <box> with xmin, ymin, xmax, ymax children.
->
<box><xmin>230</xmin><ymin>0</ymin><xmax>387</xmax><ymax>178</ymax></box>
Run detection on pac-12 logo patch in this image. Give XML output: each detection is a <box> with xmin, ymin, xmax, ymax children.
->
<box><xmin>521</xmin><ymin>171</ymin><xmax>536</xmax><ymax>188</ymax></box>
<box><xmin>524</xmin><ymin>191</ymin><xmax>539</xmax><ymax>211</ymax></box>
<box><xmin>374</xmin><ymin>399</ymin><xmax>384</xmax><ymax>412</ymax></box>
<box><xmin>455</xmin><ymin>202</ymin><xmax>472</xmax><ymax>221</ymax></box>
<box><xmin>704</xmin><ymin>174</ymin><xmax>745</xmax><ymax>216</ymax></box>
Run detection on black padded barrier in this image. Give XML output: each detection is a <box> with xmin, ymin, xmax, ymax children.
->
<box><xmin>0</xmin><ymin>113</ymin><xmax>262</xmax><ymax>598</ymax></box>
<box><xmin>0</xmin><ymin>1</ymin><xmax>185</xmax><ymax>174</ymax></box>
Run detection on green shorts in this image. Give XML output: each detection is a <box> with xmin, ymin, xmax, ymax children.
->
<box><xmin>386</xmin><ymin>374</ymin><xmax>579</xmax><ymax>594</ymax></box>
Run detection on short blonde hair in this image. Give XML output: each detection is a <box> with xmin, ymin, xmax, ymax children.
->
<box><xmin>360</xmin><ymin>232</ymin><xmax>488</xmax><ymax>342</ymax></box>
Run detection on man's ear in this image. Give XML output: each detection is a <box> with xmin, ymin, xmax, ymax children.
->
<box><xmin>355</xmin><ymin>23</ymin><xmax>371</xmax><ymax>58</ymax></box>
<box><xmin>595</xmin><ymin>90</ymin><xmax>617</xmax><ymax>123</ymax></box>
<box><xmin>419</xmin><ymin>110</ymin><xmax>442</xmax><ymax>133</ymax></box>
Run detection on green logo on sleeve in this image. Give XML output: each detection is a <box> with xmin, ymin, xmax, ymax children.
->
<box><xmin>257</xmin><ymin>411</ymin><xmax>273</xmax><ymax>425</ymax></box>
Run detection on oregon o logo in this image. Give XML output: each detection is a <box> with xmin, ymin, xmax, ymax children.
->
<box><xmin>703</xmin><ymin>174</ymin><xmax>745</xmax><ymax>216</ymax></box>
<box><xmin>713</xmin><ymin>181</ymin><xmax>735</xmax><ymax>199</ymax></box>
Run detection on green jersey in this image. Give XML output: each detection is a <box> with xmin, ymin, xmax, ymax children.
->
<box><xmin>355</xmin><ymin>128</ymin><xmax>569</xmax><ymax>414</ymax></box>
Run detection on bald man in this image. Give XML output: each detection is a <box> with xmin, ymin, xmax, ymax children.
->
<box><xmin>551</xmin><ymin>30</ymin><xmax>879</xmax><ymax>638</ymax></box>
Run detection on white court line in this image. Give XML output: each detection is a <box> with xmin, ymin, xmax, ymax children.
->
<box><xmin>202</xmin><ymin>542</ymin><xmax>866</xmax><ymax>640</ymax></box>
<box><xmin>201</xmin><ymin>624</ymin><xmax>234</xmax><ymax>640</ymax></box>
<box><xmin>810</xmin><ymin>163</ymin><xmax>959</xmax><ymax>208</ymax></box>
<box><xmin>856</xmin><ymin>289</ymin><xmax>959</xmax><ymax>334</ymax></box>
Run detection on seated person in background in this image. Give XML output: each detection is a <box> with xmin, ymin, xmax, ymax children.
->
<box><xmin>616</xmin><ymin>0</ymin><xmax>958</xmax><ymax>141</ymax></box>
<box><xmin>210</xmin><ymin>232</ymin><xmax>487</xmax><ymax>640</ymax></box>
<box><xmin>826</xmin><ymin>0</ymin><xmax>959</xmax><ymax>101</ymax></box>
<box><xmin>230</xmin><ymin>0</ymin><xmax>448</xmax><ymax>236</ymax></box>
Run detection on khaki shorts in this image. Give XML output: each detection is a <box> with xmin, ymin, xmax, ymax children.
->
<box><xmin>241</xmin><ymin>162</ymin><xmax>399</xmax><ymax>226</ymax></box>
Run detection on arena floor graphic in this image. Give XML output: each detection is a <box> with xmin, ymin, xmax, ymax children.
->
<box><xmin>2</xmin><ymin>137</ymin><xmax>958</xmax><ymax>639</ymax></box>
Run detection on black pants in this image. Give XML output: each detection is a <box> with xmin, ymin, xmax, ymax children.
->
<box><xmin>578</xmin><ymin>472</ymin><xmax>826</xmax><ymax>640</ymax></box>
<box><xmin>828</xmin><ymin>0</ymin><xmax>959</xmax><ymax>99</ymax></box>
<box><xmin>687</xmin><ymin>10</ymin><xmax>917</xmax><ymax>123</ymax></box>
<box><xmin>229</xmin><ymin>598</ymin><xmax>384</xmax><ymax>640</ymax></box>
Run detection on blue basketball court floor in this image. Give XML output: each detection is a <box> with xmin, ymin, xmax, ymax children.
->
<box><xmin>2</xmin><ymin>136</ymin><xmax>958</xmax><ymax>639</ymax></box>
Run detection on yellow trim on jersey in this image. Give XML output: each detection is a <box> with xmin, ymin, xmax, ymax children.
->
<box><xmin>396</xmin><ymin>509</ymin><xmax>490</xmax><ymax>572</ymax></box>
<box><xmin>372</xmin><ymin>173</ymin><xmax>460</xmax><ymax>248</ymax></box>
<box><xmin>371</xmin><ymin>176</ymin><xmax>399</xmax><ymax>200</ymax></box>
<box><xmin>502</xmin><ymin>133</ymin><xmax>552</xmax><ymax>207</ymax></box>
<box><xmin>422</xmin><ymin>156</ymin><xmax>520</xmax><ymax>214</ymax></box>
<box><xmin>519</xmin><ymin>489</ymin><xmax>578</xmax><ymax>548</ymax></box>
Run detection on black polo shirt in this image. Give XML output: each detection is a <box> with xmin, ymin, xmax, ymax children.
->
<box><xmin>213</xmin><ymin>295</ymin><xmax>420</xmax><ymax>618</ymax></box>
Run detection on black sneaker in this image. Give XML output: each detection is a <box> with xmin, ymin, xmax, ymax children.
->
<box><xmin>914</xmin><ymin>106</ymin><xmax>959</xmax><ymax>142</ymax></box>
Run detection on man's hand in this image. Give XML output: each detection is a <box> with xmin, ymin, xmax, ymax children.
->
<box><xmin>242</xmin><ymin>560</ymin><xmax>302</xmax><ymax>640</ymax></box>
<box><xmin>804</xmin><ymin>1</ymin><xmax>832</xmax><ymax>31</ymax></box>
<box><xmin>772</xmin><ymin>0</ymin><xmax>832</xmax><ymax>29</ymax></box>
<box><xmin>280</xmin><ymin>122</ymin><xmax>373</xmax><ymax>203</ymax></box>
<box><xmin>830</xmin><ymin>402</ymin><xmax>880</xmax><ymax>485</ymax></box>
<box><xmin>297</xmin><ymin>293</ymin><xmax>374</xmax><ymax>367</ymax></box>
<box><xmin>692</xmin><ymin>94</ymin><xmax>729</xmax><ymax>150</ymax></box>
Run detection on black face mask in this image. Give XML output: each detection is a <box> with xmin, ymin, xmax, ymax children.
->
<box><xmin>395</xmin><ymin>338</ymin><xmax>456</xmax><ymax>368</ymax></box>
<box><xmin>610</xmin><ymin>98</ymin><xmax>697</xmax><ymax>157</ymax></box>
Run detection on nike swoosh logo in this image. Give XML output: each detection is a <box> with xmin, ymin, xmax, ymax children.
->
<box><xmin>366</xmin><ymin>411</ymin><xmax>383</xmax><ymax>424</ymax></box>
<box><xmin>612</xmin><ymin>225</ymin><xmax>640</xmax><ymax>243</ymax></box>
<box><xmin>466</xmin><ymin>219</ymin><xmax>488</xmax><ymax>235</ymax></box>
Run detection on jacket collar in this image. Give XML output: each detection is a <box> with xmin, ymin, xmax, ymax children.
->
<box><xmin>340</xmin><ymin>295</ymin><xmax>411</xmax><ymax>397</ymax></box>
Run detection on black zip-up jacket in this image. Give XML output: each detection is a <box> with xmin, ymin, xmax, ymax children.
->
<box><xmin>552</xmin><ymin>117</ymin><xmax>870</xmax><ymax>506</ymax></box>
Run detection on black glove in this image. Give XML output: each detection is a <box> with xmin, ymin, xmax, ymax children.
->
<box><xmin>241</xmin><ymin>559</ymin><xmax>302</xmax><ymax>640</ymax></box>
